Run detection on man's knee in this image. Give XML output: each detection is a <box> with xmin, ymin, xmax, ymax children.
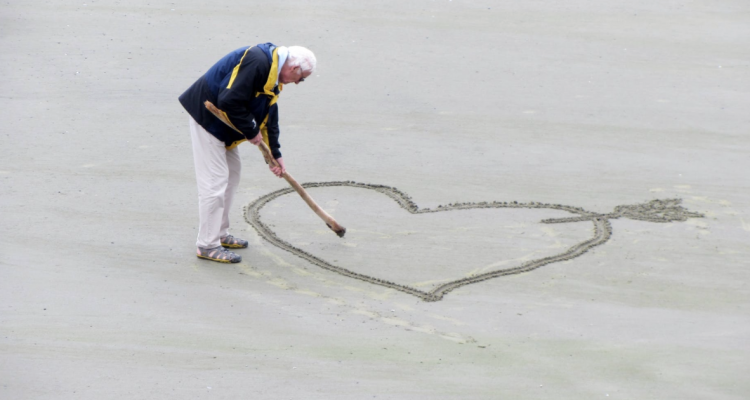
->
<box><xmin>227</xmin><ymin>169</ymin><xmax>241</xmax><ymax>187</ymax></box>
<box><xmin>197</xmin><ymin>176</ymin><xmax>230</xmax><ymax>197</ymax></box>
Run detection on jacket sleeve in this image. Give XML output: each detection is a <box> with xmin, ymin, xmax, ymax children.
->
<box><xmin>266</xmin><ymin>103</ymin><xmax>282</xmax><ymax>159</ymax></box>
<box><xmin>216</xmin><ymin>57</ymin><xmax>265</xmax><ymax>140</ymax></box>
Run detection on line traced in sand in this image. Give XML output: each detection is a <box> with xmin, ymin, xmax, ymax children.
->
<box><xmin>245</xmin><ymin>182</ymin><xmax>703</xmax><ymax>302</ymax></box>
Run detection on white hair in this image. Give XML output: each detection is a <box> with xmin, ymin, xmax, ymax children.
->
<box><xmin>286</xmin><ymin>46</ymin><xmax>317</xmax><ymax>74</ymax></box>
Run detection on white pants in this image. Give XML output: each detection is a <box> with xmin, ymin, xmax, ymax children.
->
<box><xmin>189</xmin><ymin>117</ymin><xmax>241</xmax><ymax>249</ymax></box>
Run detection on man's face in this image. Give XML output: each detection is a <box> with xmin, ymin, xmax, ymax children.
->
<box><xmin>279</xmin><ymin>63</ymin><xmax>312</xmax><ymax>85</ymax></box>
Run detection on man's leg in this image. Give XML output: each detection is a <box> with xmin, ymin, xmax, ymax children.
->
<box><xmin>219</xmin><ymin>146</ymin><xmax>241</xmax><ymax>238</ymax></box>
<box><xmin>218</xmin><ymin>146</ymin><xmax>247</xmax><ymax>248</ymax></box>
<box><xmin>189</xmin><ymin>118</ymin><xmax>230</xmax><ymax>250</ymax></box>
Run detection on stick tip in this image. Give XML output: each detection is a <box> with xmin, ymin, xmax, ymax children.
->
<box><xmin>327</xmin><ymin>223</ymin><xmax>346</xmax><ymax>238</ymax></box>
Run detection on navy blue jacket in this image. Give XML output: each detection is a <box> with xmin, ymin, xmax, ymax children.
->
<box><xmin>179</xmin><ymin>43</ymin><xmax>283</xmax><ymax>157</ymax></box>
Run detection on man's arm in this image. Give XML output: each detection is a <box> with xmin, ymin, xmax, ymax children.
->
<box><xmin>216</xmin><ymin>56</ymin><xmax>265</xmax><ymax>141</ymax></box>
<box><xmin>266</xmin><ymin>103</ymin><xmax>282</xmax><ymax>157</ymax></box>
<box><xmin>266</xmin><ymin>103</ymin><xmax>285</xmax><ymax>177</ymax></box>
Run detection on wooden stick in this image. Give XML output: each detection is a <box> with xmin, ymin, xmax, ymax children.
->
<box><xmin>204</xmin><ymin>100</ymin><xmax>346</xmax><ymax>237</ymax></box>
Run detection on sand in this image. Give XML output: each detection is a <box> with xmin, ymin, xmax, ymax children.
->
<box><xmin>2</xmin><ymin>0</ymin><xmax>749</xmax><ymax>399</ymax></box>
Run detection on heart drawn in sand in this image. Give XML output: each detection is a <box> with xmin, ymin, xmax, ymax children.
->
<box><xmin>244</xmin><ymin>182</ymin><xmax>703</xmax><ymax>302</ymax></box>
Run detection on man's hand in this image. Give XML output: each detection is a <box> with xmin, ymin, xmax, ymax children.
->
<box><xmin>248</xmin><ymin>132</ymin><xmax>263</xmax><ymax>146</ymax></box>
<box><xmin>270</xmin><ymin>157</ymin><xmax>286</xmax><ymax>178</ymax></box>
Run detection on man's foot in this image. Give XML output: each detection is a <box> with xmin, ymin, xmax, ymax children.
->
<box><xmin>221</xmin><ymin>234</ymin><xmax>248</xmax><ymax>249</ymax></box>
<box><xmin>197</xmin><ymin>246</ymin><xmax>242</xmax><ymax>263</ymax></box>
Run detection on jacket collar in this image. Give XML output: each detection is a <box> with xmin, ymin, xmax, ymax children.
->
<box><xmin>257</xmin><ymin>43</ymin><xmax>283</xmax><ymax>96</ymax></box>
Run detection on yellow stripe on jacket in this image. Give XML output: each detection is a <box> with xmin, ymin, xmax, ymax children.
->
<box><xmin>226</xmin><ymin>47</ymin><xmax>252</xmax><ymax>89</ymax></box>
<box><xmin>258</xmin><ymin>48</ymin><xmax>283</xmax><ymax>149</ymax></box>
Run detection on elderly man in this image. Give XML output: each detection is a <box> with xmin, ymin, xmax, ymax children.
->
<box><xmin>179</xmin><ymin>43</ymin><xmax>315</xmax><ymax>263</ymax></box>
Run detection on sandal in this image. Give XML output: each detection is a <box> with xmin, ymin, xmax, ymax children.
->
<box><xmin>197</xmin><ymin>246</ymin><xmax>242</xmax><ymax>263</ymax></box>
<box><xmin>221</xmin><ymin>234</ymin><xmax>248</xmax><ymax>249</ymax></box>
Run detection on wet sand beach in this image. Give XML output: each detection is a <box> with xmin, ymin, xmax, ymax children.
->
<box><xmin>1</xmin><ymin>1</ymin><xmax>749</xmax><ymax>398</ymax></box>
